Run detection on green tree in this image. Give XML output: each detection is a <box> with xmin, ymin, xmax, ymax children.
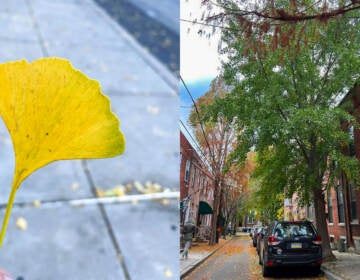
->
<box><xmin>209</xmin><ymin>9</ymin><xmax>360</xmax><ymax>259</ymax></box>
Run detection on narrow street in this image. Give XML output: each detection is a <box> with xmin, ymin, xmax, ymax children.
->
<box><xmin>184</xmin><ymin>236</ymin><xmax>329</xmax><ymax>280</ymax></box>
<box><xmin>183</xmin><ymin>237</ymin><xmax>251</xmax><ymax>280</ymax></box>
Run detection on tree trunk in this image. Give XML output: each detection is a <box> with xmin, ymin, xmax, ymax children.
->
<box><xmin>209</xmin><ymin>178</ymin><xmax>220</xmax><ymax>245</ymax></box>
<box><xmin>313</xmin><ymin>187</ymin><xmax>336</xmax><ymax>261</ymax></box>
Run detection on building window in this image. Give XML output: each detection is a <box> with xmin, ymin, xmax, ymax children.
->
<box><xmin>184</xmin><ymin>160</ymin><xmax>190</xmax><ymax>182</ymax></box>
<box><xmin>349</xmin><ymin>182</ymin><xmax>358</xmax><ymax>222</ymax></box>
<box><xmin>349</xmin><ymin>125</ymin><xmax>355</xmax><ymax>157</ymax></box>
<box><xmin>327</xmin><ymin>189</ymin><xmax>333</xmax><ymax>223</ymax></box>
<box><xmin>337</xmin><ymin>185</ymin><xmax>345</xmax><ymax>223</ymax></box>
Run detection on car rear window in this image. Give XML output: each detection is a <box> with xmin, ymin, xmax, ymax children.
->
<box><xmin>274</xmin><ymin>223</ymin><xmax>316</xmax><ymax>239</ymax></box>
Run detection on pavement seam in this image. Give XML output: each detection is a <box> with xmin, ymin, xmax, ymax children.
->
<box><xmin>86</xmin><ymin>0</ymin><xmax>179</xmax><ymax>93</ymax></box>
<box><xmin>81</xmin><ymin>160</ymin><xmax>132</xmax><ymax>280</ymax></box>
<box><xmin>0</xmin><ymin>192</ymin><xmax>179</xmax><ymax>209</ymax></box>
<box><xmin>25</xmin><ymin>0</ymin><xmax>49</xmax><ymax>57</ymax></box>
<box><xmin>180</xmin><ymin>238</ymin><xmax>233</xmax><ymax>279</ymax></box>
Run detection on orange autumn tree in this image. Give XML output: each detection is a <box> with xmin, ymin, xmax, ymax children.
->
<box><xmin>189</xmin><ymin>76</ymin><xmax>238</xmax><ymax>245</ymax></box>
<box><xmin>198</xmin><ymin>0</ymin><xmax>360</xmax><ymax>57</ymax></box>
<box><xmin>221</xmin><ymin>151</ymin><xmax>257</xmax><ymax>234</ymax></box>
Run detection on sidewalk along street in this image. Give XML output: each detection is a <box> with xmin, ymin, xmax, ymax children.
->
<box><xmin>322</xmin><ymin>250</ymin><xmax>360</xmax><ymax>280</ymax></box>
<box><xmin>0</xmin><ymin>0</ymin><xmax>178</xmax><ymax>279</ymax></box>
<box><xmin>180</xmin><ymin>238</ymin><xmax>231</xmax><ymax>279</ymax></box>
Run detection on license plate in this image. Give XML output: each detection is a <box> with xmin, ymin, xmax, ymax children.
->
<box><xmin>291</xmin><ymin>243</ymin><xmax>302</xmax><ymax>249</ymax></box>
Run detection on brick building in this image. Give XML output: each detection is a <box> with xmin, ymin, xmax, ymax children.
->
<box><xmin>326</xmin><ymin>84</ymin><xmax>360</xmax><ymax>251</ymax></box>
<box><xmin>180</xmin><ymin>131</ymin><xmax>215</xmax><ymax>240</ymax></box>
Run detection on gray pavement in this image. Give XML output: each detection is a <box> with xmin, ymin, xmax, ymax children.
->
<box><xmin>0</xmin><ymin>0</ymin><xmax>179</xmax><ymax>279</ymax></box>
<box><xmin>322</xmin><ymin>250</ymin><xmax>360</xmax><ymax>280</ymax></box>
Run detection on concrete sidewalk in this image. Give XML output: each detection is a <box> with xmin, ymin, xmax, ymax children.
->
<box><xmin>322</xmin><ymin>250</ymin><xmax>360</xmax><ymax>280</ymax></box>
<box><xmin>0</xmin><ymin>1</ymin><xmax>178</xmax><ymax>279</ymax></box>
<box><xmin>180</xmin><ymin>238</ymin><xmax>230</xmax><ymax>279</ymax></box>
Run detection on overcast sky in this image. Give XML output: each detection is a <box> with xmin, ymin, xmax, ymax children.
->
<box><xmin>180</xmin><ymin>0</ymin><xmax>223</xmax><ymax>82</ymax></box>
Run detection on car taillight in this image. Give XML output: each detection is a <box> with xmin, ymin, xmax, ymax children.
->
<box><xmin>268</xmin><ymin>236</ymin><xmax>280</xmax><ymax>246</ymax></box>
<box><xmin>313</xmin><ymin>235</ymin><xmax>322</xmax><ymax>245</ymax></box>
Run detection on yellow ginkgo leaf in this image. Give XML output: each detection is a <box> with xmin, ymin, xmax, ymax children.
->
<box><xmin>0</xmin><ymin>57</ymin><xmax>125</xmax><ymax>245</ymax></box>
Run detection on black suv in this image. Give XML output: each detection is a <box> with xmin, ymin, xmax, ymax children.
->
<box><xmin>258</xmin><ymin>220</ymin><xmax>322</xmax><ymax>277</ymax></box>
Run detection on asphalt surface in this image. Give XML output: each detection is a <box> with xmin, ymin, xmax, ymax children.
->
<box><xmin>183</xmin><ymin>238</ymin><xmax>252</xmax><ymax>280</ymax></box>
<box><xmin>183</xmin><ymin>237</ymin><xmax>329</xmax><ymax>280</ymax></box>
<box><xmin>94</xmin><ymin>0</ymin><xmax>179</xmax><ymax>75</ymax></box>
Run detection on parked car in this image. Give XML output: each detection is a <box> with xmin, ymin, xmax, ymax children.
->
<box><xmin>251</xmin><ymin>226</ymin><xmax>262</xmax><ymax>247</ymax></box>
<box><xmin>250</xmin><ymin>225</ymin><xmax>259</xmax><ymax>237</ymax></box>
<box><xmin>258</xmin><ymin>220</ymin><xmax>322</xmax><ymax>277</ymax></box>
<box><xmin>256</xmin><ymin>227</ymin><xmax>267</xmax><ymax>255</ymax></box>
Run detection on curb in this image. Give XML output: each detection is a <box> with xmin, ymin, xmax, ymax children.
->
<box><xmin>87</xmin><ymin>0</ymin><xmax>178</xmax><ymax>92</ymax></box>
<box><xmin>180</xmin><ymin>237</ymin><xmax>236</xmax><ymax>279</ymax></box>
<box><xmin>322</xmin><ymin>267</ymin><xmax>346</xmax><ymax>280</ymax></box>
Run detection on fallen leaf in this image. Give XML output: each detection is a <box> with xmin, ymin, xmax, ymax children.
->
<box><xmin>134</xmin><ymin>181</ymin><xmax>145</xmax><ymax>192</ymax></box>
<box><xmin>95</xmin><ymin>188</ymin><xmax>105</xmax><ymax>198</ymax></box>
<box><xmin>15</xmin><ymin>217</ymin><xmax>27</xmax><ymax>231</ymax></box>
<box><xmin>32</xmin><ymin>200</ymin><xmax>41</xmax><ymax>207</ymax></box>
<box><xmin>125</xmin><ymin>183</ymin><xmax>132</xmax><ymax>192</ymax></box>
<box><xmin>0</xmin><ymin>58</ymin><xmax>125</xmax><ymax>246</ymax></box>
<box><xmin>161</xmin><ymin>199</ymin><xmax>170</xmax><ymax>205</ymax></box>
<box><xmin>104</xmin><ymin>185</ymin><xmax>126</xmax><ymax>197</ymax></box>
<box><xmin>164</xmin><ymin>268</ymin><xmax>172</xmax><ymax>278</ymax></box>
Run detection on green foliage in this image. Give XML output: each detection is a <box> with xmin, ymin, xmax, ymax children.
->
<box><xmin>210</xmin><ymin>10</ymin><xmax>360</xmax><ymax>206</ymax></box>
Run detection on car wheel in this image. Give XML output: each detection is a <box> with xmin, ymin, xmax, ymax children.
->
<box><xmin>312</xmin><ymin>265</ymin><xmax>321</xmax><ymax>276</ymax></box>
<box><xmin>262</xmin><ymin>255</ymin><xmax>270</xmax><ymax>277</ymax></box>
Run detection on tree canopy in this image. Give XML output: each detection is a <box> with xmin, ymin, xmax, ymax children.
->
<box><xmin>207</xmin><ymin>3</ymin><xmax>360</xmax><ymax>259</ymax></box>
<box><xmin>200</xmin><ymin>0</ymin><xmax>360</xmax><ymax>55</ymax></box>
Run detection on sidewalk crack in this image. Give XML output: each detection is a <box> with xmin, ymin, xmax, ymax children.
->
<box><xmin>81</xmin><ymin>160</ymin><xmax>132</xmax><ymax>280</ymax></box>
<box><xmin>25</xmin><ymin>0</ymin><xmax>49</xmax><ymax>57</ymax></box>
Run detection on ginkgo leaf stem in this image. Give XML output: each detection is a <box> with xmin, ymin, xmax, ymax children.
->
<box><xmin>0</xmin><ymin>177</ymin><xmax>20</xmax><ymax>247</ymax></box>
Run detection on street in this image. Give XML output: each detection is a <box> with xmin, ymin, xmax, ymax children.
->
<box><xmin>94</xmin><ymin>0</ymin><xmax>179</xmax><ymax>74</ymax></box>
<box><xmin>183</xmin><ymin>236</ymin><xmax>329</xmax><ymax>280</ymax></box>
<box><xmin>183</xmin><ymin>237</ymin><xmax>251</xmax><ymax>280</ymax></box>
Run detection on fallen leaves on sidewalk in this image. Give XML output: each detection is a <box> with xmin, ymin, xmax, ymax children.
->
<box><xmin>95</xmin><ymin>181</ymin><xmax>173</xmax><ymax>198</ymax></box>
<box><xmin>249</xmin><ymin>243</ymin><xmax>264</xmax><ymax>280</ymax></box>
<box><xmin>95</xmin><ymin>185</ymin><xmax>126</xmax><ymax>197</ymax></box>
<box><xmin>190</xmin><ymin>239</ymin><xmax>226</xmax><ymax>253</ymax></box>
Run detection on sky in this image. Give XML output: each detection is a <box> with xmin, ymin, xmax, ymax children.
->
<box><xmin>180</xmin><ymin>0</ymin><xmax>223</xmax><ymax>128</ymax></box>
<box><xmin>180</xmin><ymin>0</ymin><xmax>222</xmax><ymax>82</ymax></box>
